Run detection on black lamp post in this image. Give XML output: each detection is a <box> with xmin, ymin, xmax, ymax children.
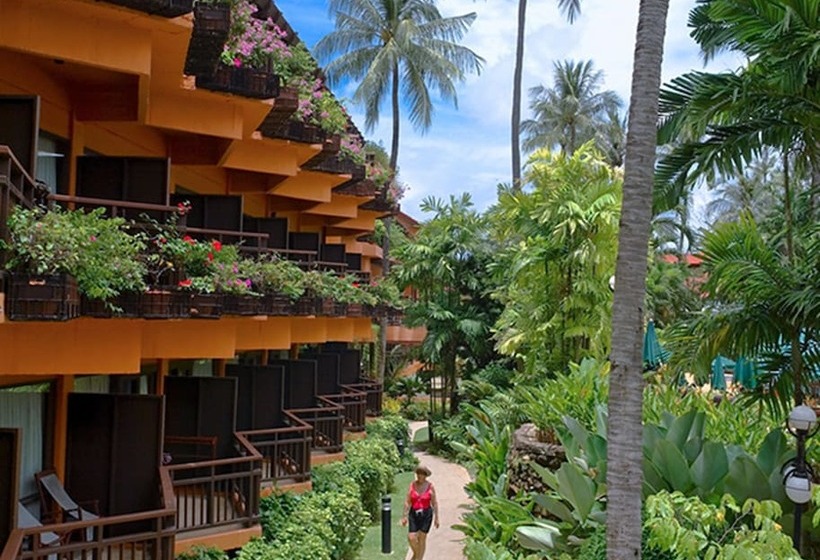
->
<box><xmin>783</xmin><ymin>404</ymin><xmax>818</xmax><ymax>552</ymax></box>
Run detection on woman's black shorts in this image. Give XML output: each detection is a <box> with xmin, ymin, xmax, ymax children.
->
<box><xmin>408</xmin><ymin>507</ymin><xmax>433</xmax><ymax>533</ymax></box>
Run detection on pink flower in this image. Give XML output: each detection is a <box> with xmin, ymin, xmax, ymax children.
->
<box><xmin>233</xmin><ymin>57</ymin><xmax>242</xmax><ymax>68</ymax></box>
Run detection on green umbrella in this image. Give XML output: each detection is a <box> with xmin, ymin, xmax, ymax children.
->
<box><xmin>643</xmin><ymin>320</ymin><xmax>670</xmax><ymax>370</ymax></box>
<box><xmin>711</xmin><ymin>355</ymin><xmax>735</xmax><ymax>390</ymax></box>
<box><xmin>733</xmin><ymin>356</ymin><xmax>758</xmax><ymax>389</ymax></box>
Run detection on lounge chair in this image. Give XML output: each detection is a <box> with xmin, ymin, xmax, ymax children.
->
<box><xmin>35</xmin><ymin>469</ymin><xmax>98</xmax><ymax>541</ymax></box>
<box><xmin>16</xmin><ymin>502</ymin><xmax>61</xmax><ymax>560</ymax></box>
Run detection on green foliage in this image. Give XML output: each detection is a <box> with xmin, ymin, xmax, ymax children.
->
<box><xmin>259</xmin><ymin>492</ymin><xmax>301</xmax><ymax>542</ymax></box>
<box><xmin>311</xmin><ymin>462</ymin><xmax>361</xmax><ymax>497</ymax></box>
<box><xmin>645</xmin><ymin>257</ymin><xmax>702</xmax><ymax>329</ymax></box>
<box><xmin>515</xmin><ymin>358</ymin><xmax>610</xmax><ymax>435</ymax></box>
<box><xmin>3</xmin><ymin>206</ymin><xmax>147</xmax><ymax>299</ymax></box>
<box><xmin>644</xmin><ymin>491</ymin><xmax>799</xmax><ymax>559</ymax></box>
<box><xmin>365</xmin><ymin>414</ymin><xmax>417</xmax><ymax>471</ymax></box>
<box><xmin>577</xmin><ymin>525</ymin><xmax>675</xmax><ymax>560</ymax></box>
<box><xmin>245</xmin><ymin>256</ymin><xmax>305</xmax><ymax>299</ymax></box>
<box><xmin>489</xmin><ymin>146</ymin><xmax>621</xmax><ymax>374</ymax></box>
<box><xmin>175</xmin><ymin>545</ymin><xmax>227</xmax><ymax>560</ymax></box>
<box><xmin>344</xmin><ymin>436</ymin><xmax>400</xmax><ymax>493</ymax></box>
<box><xmin>300</xmin><ymin>490</ymin><xmax>369</xmax><ymax>559</ymax></box>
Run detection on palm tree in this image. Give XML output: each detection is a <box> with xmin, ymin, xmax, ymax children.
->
<box><xmin>511</xmin><ymin>0</ymin><xmax>581</xmax><ymax>190</ymax></box>
<box><xmin>605</xmin><ymin>0</ymin><xmax>670</xmax><ymax>558</ymax></box>
<box><xmin>315</xmin><ymin>0</ymin><xmax>483</xmax><ymax>170</ymax></box>
<box><xmin>521</xmin><ymin>60</ymin><xmax>622</xmax><ymax>157</ymax></box>
<box><xmin>315</xmin><ymin>0</ymin><xmax>483</xmax><ymax>380</ymax></box>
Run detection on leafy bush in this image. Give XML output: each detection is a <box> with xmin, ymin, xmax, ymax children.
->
<box><xmin>577</xmin><ymin>525</ymin><xmax>676</xmax><ymax>560</ymax></box>
<box><xmin>365</xmin><ymin>414</ymin><xmax>417</xmax><ymax>471</ymax></box>
<box><xmin>403</xmin><ymin>400</ymin><xmax>429</xmax><ymax>421</ymax></box>
<box><xmin>344</xmin><ymin>437</ymin><xmax>400</xmax><ymax>492</ymax></box>
<box><xmin>301</xmin><ymin>491</ymin><xmax>369</xmax><ymax>559</ymax></box>
<box><xmin>259</xmin><ymin>492</ymin><xmax>301</xmax><ymax>541</ymax></box>
<box><xmin>311</xmin><ymin>462</ymin><xmax>360</xmax><ymax>497</ymax></box>
<box><xmin>176</xmin><ymin>545</ymin><xmax>227</xmax><ymax>560</ymax></box>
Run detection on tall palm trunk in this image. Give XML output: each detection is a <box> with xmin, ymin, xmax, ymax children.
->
<box><xmin>606</xmin><ymin>0</ymin><xmax>669</xmax><ymax>558</ymax></box>
<box><xmin>378</xmin><ymin>63</ymin><xmax>402</xmax><ymax>382</ymax></box>
<box><xmin>511</xmin><ymin>0</ymin><xmax>527</xmax><ymax>190</ymax></box>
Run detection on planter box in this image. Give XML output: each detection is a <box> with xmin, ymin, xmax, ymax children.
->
<box><xmin>289</xmin><ymin>295</ymin><xmax>318</xmax><ymax>316</ymax></box>
<box><xmin>141</xmin><ymin>289</ymin><xmax>188</xmax><ymax>319</ymax></box>
<box><xmin>262</xmin><ymin>120</ymin><xmax>326</xmax><ymax>145</ymax></box>
<box><xmin>186</xmin><ymin>293</ymin><xmax>223</xmax><ymax>319</ymax></box>
<box><xmin>346</xmin><ymin>303</ymin><xmax>363</xmax><ymax>317</ymax></box>
<box><xmin>223</xmin><ymin>294</ymin><xmax>263</xmax><ymax>316</ymax></box>
<box><xmin>196</xmin><ymin>65</ymin><xmax>280</xmax><ymax>99</ymax></box>
<box><xmin>104</xmin><ymin>0</ymin><xmax>193</xmax><ymax>17</ymax></box>
<box><xmin>263</xmin><ymin>293</ymin><xmax>292</xmax><ymax>316</ymax></box>
<box><xmin>7</xmin><ymin>274</ymin><xmax>80</xmax><ymax>321</ymax></box>
<box><xmin>184</xmin><ymin>4</ymin><xmax>231</xmax><ymax>76</ymax></box>
<box><xmin>303</xmin><ymin>135</ymin><xmax>342</xmax><ymax>168</ymax></box>
<box><xmin>334</xmin><ymin>178</ymin><xmax>377</xmax><ymax>197</ymax></box>
<box><xmin>81</xmin><ymin>293</ymin><xmax>141</xmax><ymax>318</ymax></box>
<box><xmin>258</xmin><ymin>87</ymin><xmax>301</xmax><ymax>136</ymax></box>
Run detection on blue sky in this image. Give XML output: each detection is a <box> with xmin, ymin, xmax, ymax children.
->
<box><xmin>275</xmin><ymin>0</ymin><xmax>742</xmax><ymax>221</ymax></box>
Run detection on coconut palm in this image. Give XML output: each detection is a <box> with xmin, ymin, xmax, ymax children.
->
<box><xmin>511</xmin><ymin>0</ymin><xmax>582</xmax><ymax>190</ymax></box>
<box><xmin>606</xmin><ymin>0</ymin><xmax>670</xmax><ymax>558</ymax></box>
<box><xmin>521</xmin><ymin>60</ymin><xmax>622</xmax><ymax>157</ymax></box>
<box><xmin>315</xmin><ymin>0</ymin><xmax>483</xmax><ymax>170</ymax></box>
<box><xmin>316</xmin><ymin>0</ymin><xmax>483</xmax><ymax>380</ymax></box>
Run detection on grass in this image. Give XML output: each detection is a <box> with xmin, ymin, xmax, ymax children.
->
<box><xmin>360</xmin><ymin>470</ymin><xmax>414</xmax><ymax>559</ymax></box>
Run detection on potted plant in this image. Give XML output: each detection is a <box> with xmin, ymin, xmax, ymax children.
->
<box><xmin>2</xmin><ymin>206</ymin><xmax>147</xmax><ymax>321</ymax></box>
<box><xmin>245</xmin><ymin>255</ymin><xmax>305</xmax><ymax>315</ymax></box>
<box><xmin>184</xmin><ymin>0</ymin><xmax>233</xmax><ymax>76</ymax></box>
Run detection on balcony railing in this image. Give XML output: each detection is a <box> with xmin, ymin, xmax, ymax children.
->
<box><xmin>165</xmin><ymin>433</ymin><xmax>261</xmax><ymax>536</ymax></box>
<box><xmin>0</xmin><ymin>147</ymin><xmax>49</xmax><ymax>268</ymax></box>
<box><xmin>287</xmin><ymin>396</ymin><xmax>345</xmax><ymax>453</ymax></box>
<box><xmin>325</xmin><ymin>388</ymin><xmax>367</xmax><ymax>432</ymax></box>
<box><xmin>0</xmin><ymin>469</ymin><xmax>176</xmax><ymax>560</ymax></box>
<box><xmin>343</xmin><ymin>380</ymin><xmax>383</xmax><ymax>416</ymax></box>
<box><xmin>238</xmin><ymin>413</ymin><xmax>313</xmax><ymax>485</ymax></box>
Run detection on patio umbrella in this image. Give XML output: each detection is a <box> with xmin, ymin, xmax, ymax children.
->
<box><xmin>733</xmin><ymin>356</ymin><xmax>758</xmax><ymax>389</ymax></box>
<box><xmin>711</xmin><ymin>355</ymin><xmax>735</xmax><ymax>390</ymax></box>
<box><xmin>643</xmin><ymin>320</ymin><xmax>671</xmax><ymax>370</ymax></box>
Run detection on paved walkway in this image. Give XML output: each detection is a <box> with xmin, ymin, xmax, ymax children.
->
<box><xmin>404</xmin><ymin>421</ymin><xmax>472</xmax><ymax>560</ymax></box>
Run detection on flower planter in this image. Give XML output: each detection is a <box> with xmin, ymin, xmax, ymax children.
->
<box><xmin>303</xmin><ymin>135</ymin><xmax>342</xmax><ymax>168</ymax></box>
<box><xmin>360</xmin><ymin>191</ymin><xmax>396</xmax><ymax>213</ymax></box>
<box><xmin>186</xmin><ymin>293</ymin><xmax>223</xmax><ymax>319</ymax></box>
<box><xmin>258</xmin><ymin>87</ymin><xmax>301</xmax><ymax>136</ymax></box>
<box><xmin>387</xmin><ymin>307</ymin><xmax>404</xmax><ymax>326</ymax></box>
<box><xmin>104</xmin><ymin>0</ymin><xmax>193</xmax><ymax>17</ymax></box>
<box><xmin>81</xmin><ymin>292</ymin><xmax>141</xmax><ymax>318</ymax></box>
<box><xmin>7</xmin><ymin>273</ymin><xmax>80</xmax><ymax>321</ymax></box>
<box><xmin>263</xmin><ymin>293</ymin><xmax>292</xmax><ymax>316</ymax></box>
<box><xmin>305</xmin><ymin>154</ymin><xmax>364</xmax><ymax>177</ymax></box>
<box><xmin>183</xmin><ymin>3</ymin><xmax>231</xmax><ymax>76</ymax></box>
<box><xmin>346</xmin><ymin>303</ymin><xmax>363</xmax><ymax>317</ymax></box>
<box><xmin>289</xmin><ymin>295</ymin><xmax>318</xmax><ymax>316</ymax></box>
<box><xmin>141</xmin><ymin>289</ymin><xmax>188</xmax><ymax>319</ymax></box>
<box><xmin>196</xmin><ymin>65</ymin><xmax>280</xmax><ymax>99</ymax></box>
<box><xmin>223</xmin><ymin>294</ymin><xmax>263</xmax><ymax>316</ymax></box>
<box><xmin>334</xmin><ymin>178</ymin><xmax>377</xmax><ymax>197</ymax></box>
<box><xmin>263</xmin><ymin>120</ymin><xmax>326</xmax><ymax>145</ymax></box>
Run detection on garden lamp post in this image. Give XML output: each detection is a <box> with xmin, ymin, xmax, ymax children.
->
<box><xmin>783</xmin><ymin>404</ymin><xmax>818</xmax><ymax>552</ymax></box>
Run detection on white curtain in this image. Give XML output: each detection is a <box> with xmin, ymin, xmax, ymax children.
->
<box><xmin>0</xmin><ymin>392</ymin><xmax>44</xmax><ymax>498</ymax></box>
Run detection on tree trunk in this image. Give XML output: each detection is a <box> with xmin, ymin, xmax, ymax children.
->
<box><xmin>511</xmin><ymin>0</ymin><xmax>527</xmax><ymax>191</ymax></box>
<box><xmin>378</xmin><ymin>62</ymin><xmax>402</xmax><ymax>382</ymax></box>
<box><xmin>606</xmin><ymin>1</ymin><xmax>669</xmax><ymax>559</ymax></box>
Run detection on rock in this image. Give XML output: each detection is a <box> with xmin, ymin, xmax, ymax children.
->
<box><xmin>506</xmin><ymin>423</ymin><xmax>566</xmax><ymax>497</ymax></box>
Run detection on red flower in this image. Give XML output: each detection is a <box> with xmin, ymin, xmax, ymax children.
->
<box><xmin>211</xmin><ymin>240</ymin><xmax>222</xmax><ymax>252</ymax></box>
<box><xmin>178</xmin><ymin>279</ymin><xmax>192</xmax><ymax>288</ymax></box>
<box><xmin>208</xmin><ymin>252</ymin><xmax>214</xmax><ymax>262</ymax></box>
<box><xmin>183</xmin><ymin>235</ymin><xmax>195</xmax><ymax>244</ymax></box>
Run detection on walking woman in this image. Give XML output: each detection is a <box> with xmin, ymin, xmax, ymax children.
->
<box><xmin>401</xmin><ymin>465</ymin><xmax>439</xmax><ymax>560</ymax></box>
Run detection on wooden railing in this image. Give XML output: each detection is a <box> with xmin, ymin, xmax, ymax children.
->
<box><xmin>164</xmin><ymin>433</ymin><xmax>261</xmax><ymax>536</ymax></box>
<box><xmin>238</xmin><ymin>413</ymin><xmax>313</xmax><ymax>484</ymax></box>
<box><xmin>344</xmin><ymin>380</ymin><xmax>384</xmax><ymax>416</ymax></box>
<box><xmin>0</xmin><ymin>469</ymin><xmax>176</xmax><ymax>560</ymax></box>
<box><xmin>0</xmin><ymin>147</ymin><xmax>48</xmax><ymax>269</ymax></box>
<box><xmin>325</xmin><ymin>388</ymin><xmax>367</xmax><ymax>432</ymax></box>
<box><xmin>287</xmin><ymin>396</ymin><xmax>344</xmax><ymax>453</ymax></box>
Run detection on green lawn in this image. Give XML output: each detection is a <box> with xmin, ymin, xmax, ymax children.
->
<box><xmin>360</xmin><ymin>470</ymin><xmax>414</xmax><ymax>558</ymax></box>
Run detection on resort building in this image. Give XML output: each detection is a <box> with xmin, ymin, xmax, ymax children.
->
<box><xmin>0</xmin><ymin>0</ymin><xmax>407</xmax><ymax>556</ymax></box>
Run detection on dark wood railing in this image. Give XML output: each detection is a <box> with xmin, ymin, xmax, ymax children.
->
<box><xmin>238</xmin><ymin>413</ymin><xmax>312</xmax><ymax>484</ymax></box>
<box><xmin>287</xmin><ymin>396</ymin><xmax>344</xmax><ymax>453</ymax></box>
<box><xmin>0</xmin><ymin>469</ymin><xmax>176</xmax><ymax>560</ymax></box>
<box><xmin>48</xmin><ymin>194</ymin><xmax>186</xmax><ymax>225</ymax></box>
<box><xmin>325</xmin><ymin>388</ymin><xmax>367</xmax><ymax>432</ymax></box>
<box><xmin>343</xmin><ymin>380</ymin><xmax>383</xmax><ymax>416</ymax></box>
<box><xmin>165</xmin><ymin>433</ymin><xmax>261</xmax><ymax>536</ymax></box>
<box><xmin>0</xmin><ymin>147</ymin><xmax>48</xmax><ymax>269</ymax></box>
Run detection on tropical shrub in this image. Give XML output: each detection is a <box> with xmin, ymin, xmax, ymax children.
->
<box><xmin>343</xmin><ymin>436</ymin><xmax>400</xmax><ymax>493</ymax></box>
<box><xmin>300</xmin><ymin>490</ymin><xmax>369</xmax><ymax>560</ymax></box>
<box><xmin>3</xmin><ymin>206</ymin><xmax>147</xmax><ymax>299</ymax></box>
<box><xmin>259</xmin><ymin>492</ymin><xmax>301</xmax><ymax>541</ymax></box>
<box><xmin>365</xmin><ymin>414</ymin><xmax>417</xmax><ymax>471</ymax></box>
<box><xmin>176</xmin><ymin>545</ymin><xmax>227</xmax><ymax>560</ymax></box>
<box><xmin>311</xmin><ymin>462</ymin><xmax>360</xmax><ymax>497</ymax></box>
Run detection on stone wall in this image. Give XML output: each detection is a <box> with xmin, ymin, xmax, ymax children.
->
<box><xmin>506</xmin><ymin>423</ymin><xmax>566</xmax><ymax>496</ymax></box>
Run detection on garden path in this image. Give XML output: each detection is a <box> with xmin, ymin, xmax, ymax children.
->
<box><xmin>405</xmin><ymin>421</ymin><xmax>472</xmax><ymax>560</ymax></box>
